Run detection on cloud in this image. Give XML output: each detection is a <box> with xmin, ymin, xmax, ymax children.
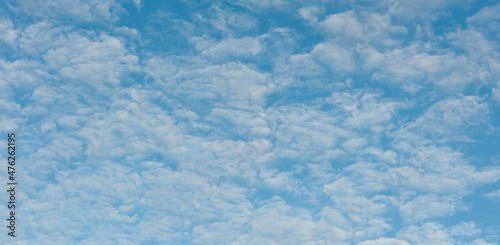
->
<box><xmin>231</xmin><ymin>196</ymin><xmax>350</xmax><ymax>244</ymax></box>
<box><xmin>206</xmin><ymin>4</ymin><xmax>258</xmax><ymax>34</ymax></box>
<box><xmin>393</xmin><ymin>96</ymin><xmax>491</xmax><ymax>147</ymax></box>
<box><xmin>467</xmin><ymin>3</ymin><xmax>500</xmax><ymax>38</ymax></box>
<box><xmin>311</xmin><ymin>41</ymin><xmax>357</xmax><ymax>72</ymax></box>
<box><xmin>358</xmin><ymin>238</ymin><xmax>411</xmax><ymax>245</ymax></box>
<box><xmin>298</xmin><ymin>6</ymin><xmax>325</xmax><ymax>24</ymax></box>
<box><xmin>41</xmin><ymin>32</ymin><xmax>139</xmax><ymax>88</ymax></box>
<box><xmin>484</xmin><ymin>189</ymin><xmax>500</xmax><ymax>200</ymax></box>
<box><xmin>398</xmin><ymin>195</ymin><xmax>459</xmax><ymax>222</ymax></box>
<box><xmin>1</xmin><ymin>1</ymin><xmax>500</xmax><ymax>244</ymax></box>
<box><xmin>231</xmin><ymin>0</ymin><xmax>295</xmax><ymax>12</ymax></box>
<box><xmin>8</xmin><ymin>0</ymin><xmax>125</xmax><ymax>23</ymax></box>
<box><xmin>0</xmin><ymin>18</ymin><xmax>18</xmax><ymax>45</ymax></box>
<box><xmin>369</xmin><ymin>44</ymin><xmax>480</xmax><ymax>94</ymax></box>
<box><xmin>113</xmin><ymin>26</ymin><xmax>141</xmax><ymax>41</ymax></box>
<box><xmin>317</xmin><ymin>10</ymin><xmax>407</xmax><ymax>47</ymax></box>
<box><xmin>396</xmin><ymin>222</ymin><xmax>493</xmax><ymax>245</ymax></box>
<box><xmin>190</xmin><ymin>36</ymin><xmax>263</xmax><ymax>61</ymax></box>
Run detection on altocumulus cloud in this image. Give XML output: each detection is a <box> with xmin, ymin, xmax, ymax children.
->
<box><xmin>1</xmin><ymin>0</ymin><xmax>500</xmax><ymax>244</ymax></box>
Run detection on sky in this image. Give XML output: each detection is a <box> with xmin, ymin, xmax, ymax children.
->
<box><xmin>1</xmin><ymin>0</ymin><xmax>500</xmax><ymax>244</ymax></box>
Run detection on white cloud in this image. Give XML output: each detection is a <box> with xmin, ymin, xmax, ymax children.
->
<box><xmin>231</xmin><ymin>196</ymin><xmax>350</xmax><ymax>244</ymax></box>
<box><xmin>17</xmin><ymin>22</ymin><xmax>68</xmax><ymax>56</ymax></box>
<box><xmin>327</xmin><ymin>92</ymin><xmax>403</xmax><ymax>131</ymax></box>
<box><xmin>285</xmin><ymin>53</ymin><xmax>329</xmax><ymax>78</ymax></box>
<box><xmin>113</xmin><ymin>26</ymin><xmax>141</xmax><ymax>41</ymax></box>
<box><xmin>484</xmin><ymin>189</ymin><xmax>500</xmax><ymax>200</ymax></box>
<box><xmin>398</xmin><ymin>222</ymin><xmax>455</xmax><ymax>245</ymax></box>
<box><xmin>0</xmin><ymin>18</ymin><xmax>19</xmax><ymax>45</ymax></box>
<box><xmin>207</xmin><ymin>4</ymin><xmax>258</xmax><ymax>34</ymax></box>
<box><xmin>298</xmin><ymin>6</ymin><xmax>325</xmax><ymax>24</ymax></box>
<box><xmin>398</xmin><ymin>195</ymin><xmax>458</xmax><ymax>222</ymax></box>
<box><xmin>311</xmin><ymin>41</ymin><xmax>357</xmax><ymax>72</ymax></box>
<box><xmin>132</xmin><ymin>0</ymin><xmax>141</xmax><ymax>9</ymax></box>
<box><xmin>467</xmin><ymin>3</ymin><xmax>500</xmax><ymax>37</ymax></box>
<box><xmin>190</xmin><ymin>36</ymin><xmax>263</xmax><ymax>61</ymax></box>
<box><xmin>317</xmin><ymin>10</ymin><xmax>407</xmax><ymax>49</ymax></box>
<box><xmin>11</xmin><ymin>0</ymin><xmax>124</xmax><ymax>23</ymax></box>
<box><xmin>385</xmin><ymin>144</ymin><xmax>500</xmax><ymax>196</ymax></box>
<box><xmin>341</xmin><ymin>138</ymin><xmax>367</xmax><ymax>151</ymax></box>
<box><xmin>396</xmin><ymin>222</ymin><xmax>491</xmax><ymax>245</ymax></box>
<box><xmin>2</xmin><ymin>1</ymin><xmax>500</xmax><ymax>244</ymax></box>
<box><xmin>0</xmin><ymin>58</ymin><xmax>50</xmax><ymax>90</ymax></box>
<box><xmin>232</xmin><ymin>0</ymin><xmax>293</xmax><ymax>12</ymax></box>
<box><xmin>448</xmin><ymin>222</ymin><xmax>482</xmax><ymax>238</ymax></box>
<box><xmin>319</xmin><ymin>11</ymin><xmax>362</xmax><ymax>39</ymax></box>
<box><xmin>379</xmin><ymin>0</ymin><xmax>472</xmax><ymax>23</ymax></box>
<box><xmin>358</xmin><ymin>238</ymin><xmax>410</xmax><ymax>245</ymax></box>
<box><xmin>369</xmin><ymin>44</ymin><xmax>478</xmax><ymax>94</ymax></box>
<box><xmin>145</xmin><ymin>58</ymin><xmax>276</xmax><ymax>114</ymax></box>
<box><xmin>42</xmin><ymin>33</ymin><xmax>139</xmax><ymax>88</ymax></box>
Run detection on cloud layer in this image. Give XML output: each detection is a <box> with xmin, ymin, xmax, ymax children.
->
<box><xmin>1</xmin><ymin>0</ymin><xmax>500</xmax><ymax>244</ymax></box>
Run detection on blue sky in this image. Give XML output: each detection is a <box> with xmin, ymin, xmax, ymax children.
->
<box><xmin>1</xmin><ymin>0</ymin><xmax>500</xmax><ymax>244</ymax></box>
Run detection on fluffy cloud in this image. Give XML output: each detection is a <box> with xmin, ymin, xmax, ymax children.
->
<box><xmin>1</xmin><ymin>0</ymin><xmax>499</xmax><ymax>244</ymax></box>
<box><xmin>0</xmin><ymin>18</ymin><xmax>18</xmax><ymax>45</ymax></box>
